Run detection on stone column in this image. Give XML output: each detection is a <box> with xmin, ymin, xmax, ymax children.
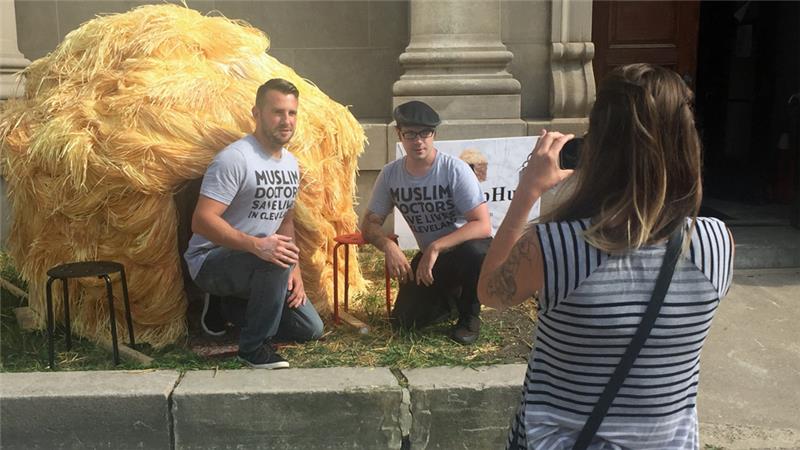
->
<box><xmin>1</xmin><ymin>0</ymin><xmax>29</xmax><ymax>248</ymax></box>
<box><xmin>548</xmin><ymin>0</ymin><xmax>594</xmax><ymax>128</ymax></box>
<box><xmin>392</xmin><ymin>0</ymin><xmax>525</xmax><ymax>139</ymax></box>
<box><xmin>0</xmin><ymin>0</ymin><xmax>30</xmax><ymax>100</ymax></box>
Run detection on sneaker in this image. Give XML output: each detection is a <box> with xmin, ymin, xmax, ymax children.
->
<box><xmin>451</xmin><ymin>315</ymin><xmax>481</xmax><ymax>345</ymax></box>
<box><xmin>238</xmin><ymin>343</ymin><xmax>290</xmax><ymax>369</ymax></box>
<box><xmin>201</xmin><ymin>293</ymin><xmax>227</xmax><ymax>336</ymax></box>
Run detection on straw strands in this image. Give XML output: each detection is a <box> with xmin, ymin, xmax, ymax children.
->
<box><xmin>0</xmin><ymin>4</ymin><xmax>367</xmax><ymax>348</ymax></box>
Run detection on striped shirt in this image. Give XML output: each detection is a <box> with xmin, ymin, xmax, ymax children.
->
<box><xmin>508</xmin><ymin>217</ymin><xmax>733</xmax><ymax>450</ymax></box>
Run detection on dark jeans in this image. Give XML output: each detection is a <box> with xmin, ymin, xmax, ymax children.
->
<box><xmin>193</xmin><ymin>247</ymin><xmax>324</xmax><ymax>353</ymax></box>
<box><xmin>391</xmin><ymin>237</ymin><xmax>492</xmax><ymax>329</ymax></box>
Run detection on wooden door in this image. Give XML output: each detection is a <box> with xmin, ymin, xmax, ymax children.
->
<box><xmin>592</xmin><ymin>1</ymin><xmax>700</xmax><ymax>87</ymax></box>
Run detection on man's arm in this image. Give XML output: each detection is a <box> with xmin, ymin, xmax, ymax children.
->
<box><xmin>415</xmin><ymin>202</ymin><xmax>492</xmax><ymax>286</ymax></box>
<box><xmin>275</xmin><ymin>209</ymin><xmax>306</xmax><ymax>307</ymax></box>
<box><xmin>191</xmin><ymin>195</ymin><xmax>298</xmax><ymax>267</ymax></box>
<box><xmin>361</xmin><ymin>209</ymin><xmax>413</xmax><ymax>283</ymax></box>
<box><xmin>430</xmin><ymin>202</ymin><xmax>491</xmax><ymax>252</ymax></box>
<box><xmin>192</xmin><ymin>195</ymin><xmax>257</xmax><ymax>253</ymax></box>
<box><xmin>275</xmin><ymin>208</ymin><xmax>295</xmax><ymax>239</ymax></box>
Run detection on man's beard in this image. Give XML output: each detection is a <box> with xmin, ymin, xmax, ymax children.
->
<box><xmin>262</xmin><ymin>125</ymin><xmax>293</xmax><ymax>147</ymax></box>
<box><xmin>271</xmin><ymin>130</ymin><xmax>293</xmax><ymax>146</ymax></box>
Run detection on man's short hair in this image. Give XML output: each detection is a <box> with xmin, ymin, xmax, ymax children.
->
<box><xmin>256</xmin><ymin>78</ymin><xmax>299</xmax><ymax>108</ymax></box>
<box><xmin>393</xmin><ymin>100</ymin><xmax>441</xmax><ymax>128</ymax></box>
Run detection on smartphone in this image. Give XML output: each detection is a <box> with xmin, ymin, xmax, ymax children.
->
<box><xmin>560</xmin><ymin>137</ymin><xmax>583</xmax><ymax>170</ymax></box>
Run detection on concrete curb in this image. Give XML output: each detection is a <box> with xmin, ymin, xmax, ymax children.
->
<box><xmin>732</xmin><ymin>226</ymin><xmax>800</xmax><ymax>268</ymax></box>
<box><xmin>2</xmin><ymin>363</ymin><xmax>799</xmax><ymax>449</ymax></box>
<box><xmin>0</xmin><ymin>370</ymin><xmax>180</xmax><ymax>449</ymax></box>
<box><xmin>0</xmin><ymin>366</ymin><xmax>525</xmax><ymax>450</ymax></box>
<box><xmin>403</xmin><ymin>365</ymin><xmax>526</xmax><ymax>449</ymax></box>
<box><xmin>173</xmin><ymin>368</ymin><xmax>403</xmax><ymax>449</ymax></box>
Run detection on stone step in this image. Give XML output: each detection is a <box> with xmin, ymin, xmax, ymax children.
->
<box><xmin>731</xmin><ymin>225</ymin><xmax>800</xmax><ymax>269</ymax></box>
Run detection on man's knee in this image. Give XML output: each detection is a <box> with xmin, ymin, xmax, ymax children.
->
<box><xmin>251</xmin><ymin>264</ymin><xmax>292</xmax><ymax>299</ymax></box>
<box><xmin>254</xmin><ymin>261</ymin><xmax>292</xmax><ymax>278</ymax></box>
<box><xmin>306</xmin><ymin>310</ymin><xmax>324</xmax><ymax>340</ymax></box>
<box><xmin>289</xmin><ymin>301</ymin><xmax>325</xmax><ymax>342</ymax></box>
<box><xmin>458</xmin><ymin>238</ymin><xmax>491</xmax><ymax>261</ymax></box>
<box><xmin>295</xmin><ymin>321</ymin><xmax>324</xmax><ymax>342</ymax></box>
<box><xmin>389</xmin><ymin>286</ymin><xmax>418</xmax><ymax>329</ymax></box>
<box><xmin>390</xmin><ymin>290</ymin><xmax>448</xmax><ymax>330</ymax></box>
<box><xmin>427</xmin><ymin>239</ymin><xmax>488</xmax><ymax>284</ymax></box>
<box><xmin>389</xmin><ymin>308</ymin><xmax>415</xmax><ymax>330</ymax></box>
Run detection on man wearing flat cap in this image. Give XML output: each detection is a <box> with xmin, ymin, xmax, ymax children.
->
<box><xmin>361</xmin><ymin>101</ymin><xmax>492</xmax><ymax>344</ymax></box>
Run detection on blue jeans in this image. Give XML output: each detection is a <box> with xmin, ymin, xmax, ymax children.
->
<box><xmin>193</xmin><ymin>247</ymin><xmax>324</xmax><ymax>353</ymax></box>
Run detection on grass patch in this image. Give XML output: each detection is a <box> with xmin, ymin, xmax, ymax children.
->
<box><xmin>1</xmin><ymin>247</ymin><xmax>536</xmax><ymax>372</ymax></box>
<box><xmin>281</xmin><ymin>314</ymin><xmax>508</xmax><ymax>369</ymax></box>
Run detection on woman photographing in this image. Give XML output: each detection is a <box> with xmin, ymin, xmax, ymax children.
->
<box><xmin>478</xmin><ymin>64</ymin><xmax>734</xmax><ymax>449</ymax></box>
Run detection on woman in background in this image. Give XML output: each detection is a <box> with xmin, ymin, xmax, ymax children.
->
<box><xmin>478</xmin><ymin>64</ymin><xmax>734</xmax><ymax>449</ymax></box>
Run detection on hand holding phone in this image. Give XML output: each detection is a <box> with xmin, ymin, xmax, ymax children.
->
<box><xmin>559</xmin><ymin>137</ymin><xmax>583</xmax><ymax>170</ymax></box>
<box><xmin>517</xmin><ymin>130</ymin><xmax>576</xmax><ymax>198</ymax></box>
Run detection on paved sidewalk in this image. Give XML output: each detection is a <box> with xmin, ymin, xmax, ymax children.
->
<box><xmin>698</xmin><ymin>268</ymin><xmax>800</xmax><ymax>449</ymax></box>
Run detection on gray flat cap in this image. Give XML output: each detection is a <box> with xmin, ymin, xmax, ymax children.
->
<box><xmin>393</xmin><ymin>101</ymin><xmax>441</xmax><ymax>127</ymax></box>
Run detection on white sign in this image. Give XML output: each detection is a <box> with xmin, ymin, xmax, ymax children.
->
<box><xmin>394</xmin><ymin>136</ymin><xmax>541</xmax><ymax>250</ymax></box>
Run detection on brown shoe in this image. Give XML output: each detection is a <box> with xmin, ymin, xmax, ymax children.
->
<box><xmin>451</xmin><ymin>315</ymin><xmax>481</xmax><ymax>345</ymax></box>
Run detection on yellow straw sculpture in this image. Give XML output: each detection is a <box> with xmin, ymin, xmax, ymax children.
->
<box><xmin>0</xmin><ymin>4</ymin><xmax>367</xmax><ymax>348</ymax></box>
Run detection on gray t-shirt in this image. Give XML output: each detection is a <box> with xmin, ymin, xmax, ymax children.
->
<box><xmin>184</xmin><ymin>134</ymin><xmax>300</xmax><ymax>278</ymax></box>
<box><xmin>368</xmin><ymin>151</ymin><xmax>484</xmax><ymax>250</ymax></box>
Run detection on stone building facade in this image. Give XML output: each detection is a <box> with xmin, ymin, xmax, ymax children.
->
<box><xmin>1</xmin><ymin>0</ymin><xmax>594</xmax><ymax>224</ymax></box>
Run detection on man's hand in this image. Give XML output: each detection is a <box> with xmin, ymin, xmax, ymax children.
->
<box><xmin>415</xmin><ymin>243</ymin><xmax>439</xmax><ymax>286</ymax></box>
<box><xmin>252</xmin><ymin>234</ymin><xmax>299</xmax><ymax>267</ymax></box>
<box><xmin>385</xmin><ymin>241</ymin><xmax>413</xmax><ymax>284</ymax></box>
<box><xmin>361</xmin><ymin>209</ymin><xmax>412</xmax><ymax>282</ymax></box>
<box><xmin>286</xmin><ymin>267</ymin><xmax>306</xmax><ymax>308</ymax></box>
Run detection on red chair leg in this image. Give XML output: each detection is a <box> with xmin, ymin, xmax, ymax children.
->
<box><xmin>386</xmin><ymin>234</ymin><xmax>398</xmax><ymax>317</ymax></box>
<box><xmin>344</xmin><ymin>244</ymin><xmax>350</xmax><ymax>312</ymax></box>
<box><xmin>332</xmin><ymin>231</ymin><xmax>398</xmax><ymax>324</ymax></box>
<box><xmin>333</xmin><ymin>242</ymin><xmax>343</xmax><ymax>324</ymax></box>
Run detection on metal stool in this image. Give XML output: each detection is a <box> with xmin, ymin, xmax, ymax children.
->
<box><xmin>45</xmin><ymin>261</ymin><xmax>135</xmax><ymax>368</ymax></box>
<box><xmin>332</xmin><ymin>232</ymin><xmax>398</xmax><ymax>324</ymax></box>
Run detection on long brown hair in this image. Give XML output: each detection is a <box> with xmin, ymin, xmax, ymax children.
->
<box><xmin>542</xmin><ymin>64</ymin><xmax>702</xmax><ymax>253</ymax></box>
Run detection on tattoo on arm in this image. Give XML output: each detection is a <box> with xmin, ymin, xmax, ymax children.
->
<box><xmin>362</xmin><ymin>212</ymin><xmax>386</xmax><ymax>245</ymax></box>
<box><xmin>487</xmin><ymin>232</ymin><xmax>537</xmax><ymax>307</ymax></box>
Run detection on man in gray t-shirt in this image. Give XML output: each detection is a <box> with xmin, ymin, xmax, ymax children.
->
<box><xmin>185</xmin><ymin>79</ymin><xmax>323</xmax><ymax>369</ymax></box>
<box><xmin>362</xmin><ymin>101</ymin><xmax>492</xmax><ymax>344</ymax></box>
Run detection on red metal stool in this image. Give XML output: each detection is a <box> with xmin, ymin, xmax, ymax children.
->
<box><xmin>332</xmin><ymin>232</ymin><xmax>398</xmax><ymax>324</ymax></box>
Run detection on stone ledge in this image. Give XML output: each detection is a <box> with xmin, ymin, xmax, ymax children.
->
<box><xmin>0</xmin><ymin>370</ymin><xmax>180</xmax><ymax>450</ymax></box>
<box><xmin>404</xmin><ymin>364</ymin><xmax>527</xmax><ymax>449</ymax></box>
<box><xmin>730</xmin><ymin>226</ymin><xmax>800</xmax><ymax>269</ymax></box>
<box><xmin>1</xmin><ymin>361</ymin><xmax>795</xmax><ymax>449</ymax></box>
<box><xmin>173</xmin><ymin>367</ymin><xmax>404</xmax><ymax>449</ymax></box>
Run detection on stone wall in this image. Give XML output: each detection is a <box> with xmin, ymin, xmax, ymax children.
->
<box><xmin>14</xmin><ymin>0</ymin><xmax>409</xmax><ymax>120</ymax></box>
<box><xmin>10</xmin><ymin>0</ymin><xmax>587</xmax><ymax>224</ymax></box>
<box><xmin>13</xmin><ymin>0</ymin><xmax>553</xmax><ymax>122</ymax></box>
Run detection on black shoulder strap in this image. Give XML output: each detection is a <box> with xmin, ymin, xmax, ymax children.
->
<box><xmin>572</xmin><ymin>226</ymin><xmax>685</xmax><ymax>450</ymax></box>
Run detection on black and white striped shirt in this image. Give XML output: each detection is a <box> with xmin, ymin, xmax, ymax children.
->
<box><xmin>508</xmin><ymin>217</ymin><xmax>733</xmax><ymax>450</ymax></box>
